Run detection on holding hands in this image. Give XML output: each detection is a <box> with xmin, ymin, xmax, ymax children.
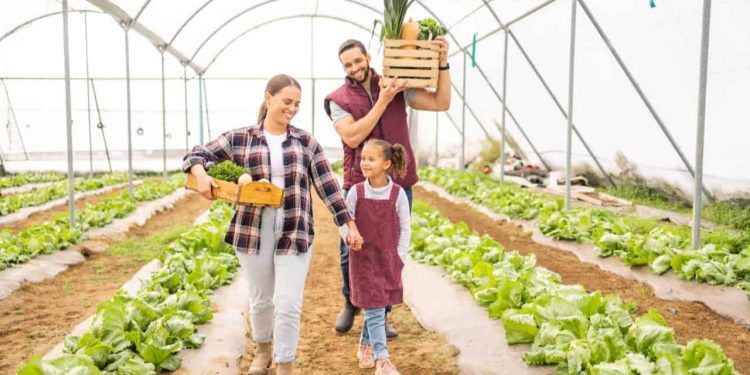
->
<box><xmin>346</xmin><ymin>221</ymin><xmax>364</xmax><ymax>251</ymax></box>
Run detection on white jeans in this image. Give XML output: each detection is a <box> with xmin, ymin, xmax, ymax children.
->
<box><xmin>236</xmin><ymin>207</ymin><xmax>312</xmax><ymax>364</ymax></box>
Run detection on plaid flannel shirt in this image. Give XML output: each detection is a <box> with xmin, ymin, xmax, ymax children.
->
<box><xmin>182</xmin><ymin>123</ymin><xmax>353</xmax><ymax>255</ymax></box>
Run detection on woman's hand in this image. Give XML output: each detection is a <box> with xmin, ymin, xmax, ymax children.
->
<box><xmin>190</xmin><ymin>164</ymin><xmax>218</xmax><ymax>200</ymax></box>
<box><xmin>346</xmin><ymin>221</ymin><xmax>364</xmax><ymax>251</ymax></box>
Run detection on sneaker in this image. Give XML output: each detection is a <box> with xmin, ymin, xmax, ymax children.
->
<box><xmin>357</xmin><ymin>344</ymin><xmax>375</xmax><ymax>369</ymax></box>
<box><xmin>375</xmin><ymin>358</ymin><xmax>400</xmax><ymax>375</ymax></box>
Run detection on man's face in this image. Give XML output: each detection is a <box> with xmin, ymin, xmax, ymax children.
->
<box><xmin>339</xmin><ymin>47</ymin><xmax>371</xmax><ymax>84</ymax></box>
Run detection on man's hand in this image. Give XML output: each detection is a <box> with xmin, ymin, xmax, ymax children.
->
<box><xmin>378</xmin><ymin>76</ymin><xmax>408</xmax><ymax>106</ymax></box>
<box><xmin>433</xmin><ymin>36</ymin><xmax>449</xmax><ymax>65</ymax></box>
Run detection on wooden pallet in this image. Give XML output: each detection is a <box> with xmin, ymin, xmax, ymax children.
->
<box><xmin>382</xmin><ymin>39</ymin><xmax>440</xmax><ymax>89</ymax></box>
<box><xmin>185</xmin><ymin>173</ymin><xmax>284</xmax><ymax>207</ymax></box>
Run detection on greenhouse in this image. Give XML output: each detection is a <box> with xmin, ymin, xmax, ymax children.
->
<box><xmin>1</xmin><ymin>0</ymin><xmax>749</xmax><ymax>374</ymax></box>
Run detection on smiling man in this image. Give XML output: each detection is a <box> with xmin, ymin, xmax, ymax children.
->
<box><xmin>324</xmin><ymin>38</ymin><xmax>451</xmax><ymax>338</ymax></box>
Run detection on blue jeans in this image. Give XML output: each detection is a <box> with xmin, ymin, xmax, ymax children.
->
<box><xmin>340</xmin><ymin>187</ymin><xmax>413</xmax><ymax>305</ymax></box>
<box><xmin>360</xmin><ymin>308</ymin><xmax>389</xmax><ymax>360</ymax></box>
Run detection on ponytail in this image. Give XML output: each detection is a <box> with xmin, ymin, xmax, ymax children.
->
<box><xmin>363</xmin><ymin>139</ymin><xmax>409</xmax><ymax>179</ymax></box>
<box><xmin>388</xmin><ymin>144</ymin><xmax>408</xmax><ymax>179</ymax></box>
<box><xmin>257</xmin><ymin>101</ymin><xmax>268</xmax><ymax>124</ymax></box>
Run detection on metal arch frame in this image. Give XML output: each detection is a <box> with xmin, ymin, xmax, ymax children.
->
<box><xmin>477</xmin><ymin>0</ymin><xmax>612</xmax><ymax>185</ymax></box>
<box><xmin>413</xmin><ymin>0</ymin><xmax>550</xmax><ymax>170</ymax></box>
<box><xmin>168</xmin><ymin>0</ymin><xmax>215</xmax><ymax>47</ymax></box>
<box><xmin>189</xmin><ymin>0</ymin><xmax>277</xmax><ymax>64</ymax></box>
<box><xmin>199</xmin><ymin>12</ymin><xmax>496</xmax><ymax>142</ymax></box>
<box><xmin>86</xmin><ymin>0</ymin><xmax>204</xmax><ymax>73</ymax></box>
<box><xmin>2</xmin><ymin>0</ymin><xmax>533</xmax><ymax>168</ymax></box>
<box><xmin>200</xmin><ymin>13</ymin><xmax>497</xmax><ymax>140</ymax></box>
<box><xmin>0</xmin><ymin>9</ymin><xmax>103</xmax><ymax>44</ymax></box>
<box><xmin>203</xmin><ymin>14</ymin><xmax>371</xmax><ymax>73</ymax></box>
<box><xmin>449</xmin><ymin>0</ymin><xmax>559</xmax><ymax>59</ymax></box>
<box><xmin>139</xmin><ymin>0</ymin><xmax>546</xmax><ymax>167</ymax></box>
<box><xmin>132</xmin><ymin>0</ymin><xmax>152</xmax><ymax>25</ymax></box>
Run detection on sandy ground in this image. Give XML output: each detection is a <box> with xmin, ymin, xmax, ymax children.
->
<box><xmin>0</xmin><ymin>193</ymin><xmax>212</xmax><ymax>374</ymax></box>
<box><xmin>239</xmin><ymin>194</ymin><xmax>459</xmax><ymax>375</ymax></box>
<box><xmin>414</xmin><ymin>186</ymin><xmax>750</xmax><ymax>374</ymax></box>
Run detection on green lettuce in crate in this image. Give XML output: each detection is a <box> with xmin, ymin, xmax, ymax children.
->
<box><xmin>206</xmin><ymin>161</ymin><xmax>245</xmax><ymax>183</ymax></box>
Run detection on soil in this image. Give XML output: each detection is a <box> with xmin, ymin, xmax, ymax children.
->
<box><xmin>0</xmin><ymin>192</ymin><xmax>212</xmax><ymax>374</ymax></box>
<box><xmin>239</xmin><ymin>195</ymin><xmax>459</xmax><ymax>375</ymax></box>
<box><xmin>414</xmin><ymin>186</ymin><xmax>750</xmax><ymax>374</ymax></box>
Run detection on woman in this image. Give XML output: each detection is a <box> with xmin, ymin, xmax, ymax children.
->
<box><xmin>183</xmin><ymin>74</ymin><xmax>363</xmax><ymax>375</ymax></box>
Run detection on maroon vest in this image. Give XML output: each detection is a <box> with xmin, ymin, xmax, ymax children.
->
<box><xmin>324</xmin><ymin>69</ymin><xmax>419</xmax><ymax>190</ymax></box>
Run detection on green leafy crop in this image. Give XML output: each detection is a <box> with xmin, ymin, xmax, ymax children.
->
<box><xmin>206</xmin><ymin>161</ymin><xmax>246</xmax><ymax>183</ymax></box>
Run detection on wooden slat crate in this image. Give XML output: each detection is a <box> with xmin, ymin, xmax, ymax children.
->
<box><xmin>382</xmin><ymin>39</ymin><xmax>440</xmax><ymax>89</ymax></box>
<box><xmin>185</xmin><ymin>173</ymin><xmax>284</xmax><ymax>207</ymax></box>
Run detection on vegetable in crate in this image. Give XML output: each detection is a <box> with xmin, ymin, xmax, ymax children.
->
<box><xmin>206</xmin><ymin>161</ymin><xmax>246</xmax><ymax>183</ymax></box>
<box><xmin>418</xmin><ymin>18</ymin><xmax>447</xmax><ymax>41</ymax></box>
<box><xmin>401</xmin><ymin>18</ymin><xmax>420</xmax><ymax>40</ymax></box>
<box><xmin>373</xmin><ymin>0</ymin><xmax>415</xmax><ymax>40</ymax></box>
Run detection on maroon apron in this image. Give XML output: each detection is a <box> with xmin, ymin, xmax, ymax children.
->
<box><xmin>349</xmin><ymin>182</ymin><xmax>404</xmax><ymax>309</ymax></box>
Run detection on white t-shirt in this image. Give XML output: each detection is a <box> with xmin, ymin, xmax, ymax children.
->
<box><xmin>262</xmin><ymin>130</ymin><xmax>286</xmax><ymax>232</ymax></box>
<box><xmin>263</xmin><ymin>130</ymin><xmax>286</xmax><ymax>189</ymax></box>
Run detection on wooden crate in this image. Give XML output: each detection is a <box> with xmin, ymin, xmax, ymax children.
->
<box><xmin>382</xmin><ymin>39</ymin><xmax>440</xmax><ymax>89</ymax></box>
<box><xmin>185</xmin><ymin>173</ymin><xmax>284</xmax><ymax>208</ymax></box>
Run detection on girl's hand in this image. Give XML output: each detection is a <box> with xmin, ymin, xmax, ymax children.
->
<box><xmin>347</xmin><ymin>224</ymin><xmax>364</xmax><ymax>251</ymax></box>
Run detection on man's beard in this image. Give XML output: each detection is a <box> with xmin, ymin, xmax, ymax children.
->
<box><xmin>350</xmin><ymin>65</ymin><xmax>370</xmax><ymax>84</ymax></box>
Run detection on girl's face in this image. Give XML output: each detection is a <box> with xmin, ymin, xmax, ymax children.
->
<box><xmin>265</xmin><ymin>85</ymin><xmax>301</xmax><ymax>126</ymax></box>
<box><xmin>360</xmin><ymin>144</ymin><xmax>391</xmax><ymax>179</ymax></box>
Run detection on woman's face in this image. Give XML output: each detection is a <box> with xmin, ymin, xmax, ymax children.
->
<box><xmin>360</xmin><ymin>144</ymin><xmax>391</xmax><ymax>179</ymax></box>
<box><xmin>265</xmin><ymin>85</ymin><xmax>301</xmax><ymax>126</ymax></box>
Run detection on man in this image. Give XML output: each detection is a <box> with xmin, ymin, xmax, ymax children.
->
<box><xmin>324</xmin><ymin>37</ymin><xmax>451</xmax><ymax>337</ymax></box>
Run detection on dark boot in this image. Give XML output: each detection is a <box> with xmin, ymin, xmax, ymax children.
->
<box><xmin>385</xmin><ymin>317</ymin><xmax>399</xmax><ymax>339</ymax></box>
<box><xmin>335</xmin><ymin>302</ymin><xmax>361</xmax><ymax>333</ymax></box>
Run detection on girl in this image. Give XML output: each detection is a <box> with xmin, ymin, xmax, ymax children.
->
<box><xmin>183</xmin><ymin>74</ymin><xmax>363</xmax><ymax>375</ymax></box>
<box><xmin>342</xmin><ymin>139</ymin><xmax>411</xmax><ymax>375</ymax></box>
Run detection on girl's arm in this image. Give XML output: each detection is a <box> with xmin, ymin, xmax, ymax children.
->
<box><xmin>396</xmin><ymin>188</ymin><xmax>412</xmax><ymax>262</ymax></box>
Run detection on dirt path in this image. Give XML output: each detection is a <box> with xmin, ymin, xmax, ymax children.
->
<box><xmin>239</xmin><ymin>195</ymin><xmax>458</xmax><ymax>375</ymax></box>
<box><xmin>0</xmin><ymin>192</ymin><xmax>212</xmax><ymax>374</ymax></box>
<box><xmin>414</xmin><ymin>186</ymin><xmax>750</xmax><ymax>374</ymax></box>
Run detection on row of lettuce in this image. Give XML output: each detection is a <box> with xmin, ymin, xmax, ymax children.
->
<box><xmin>19</xmin><ymin>201</ymin><xmax>238</xmax><ymax>374</ymax></box>
<box><xmin>0</xmin><ymin>172</ymin><xmax>66</xmax><ymax>189</ymax></box>
<box><xmin>410</xmin><ymin>202</ymin><xmax>736</xmax><ymax>374</ymax></box>
<box><xmin>0</xmin><ymin>174</ymin><xmax>185</xmax><ymax>272</ymax></box>
<box><xmin>419</xmin><ymin>168</ymin><xmax>750</xmax><ymax>299</ymax></box>
<box><xmin>1</xmin><ymin>173</ymin><xmax>132</xmax><ymax>216</ymax></box>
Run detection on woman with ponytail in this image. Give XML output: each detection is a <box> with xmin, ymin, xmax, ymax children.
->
<box><xmin>339</xmin><ymin>139</ymin><xmax>411</xmax><ymax>375</ymax></box>
<box><xmin>182</xmin><ymin>74</ymin><xmax>363</xmax><ymax>375</ymax></box>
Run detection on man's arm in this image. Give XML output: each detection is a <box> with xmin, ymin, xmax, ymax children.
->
<box><xmin>333</xmin><ymin>79</ymin><xmax>407</xmax><ymax>149</ymax></box>
<box><xmin>408</xmin><ymin>36</ymin><xmax>451</xmax><ymax>111</ymax></box>
<box><xmin>333</xmin><ymin>100</ymin><xmax>389</xmax><ymax>149</ymax></box>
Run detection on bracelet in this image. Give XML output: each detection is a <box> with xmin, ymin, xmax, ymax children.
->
<box><xmin>439</xmin><ymin>63</ymin><xmax>450</xmax><ymax>71</ymax></box>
